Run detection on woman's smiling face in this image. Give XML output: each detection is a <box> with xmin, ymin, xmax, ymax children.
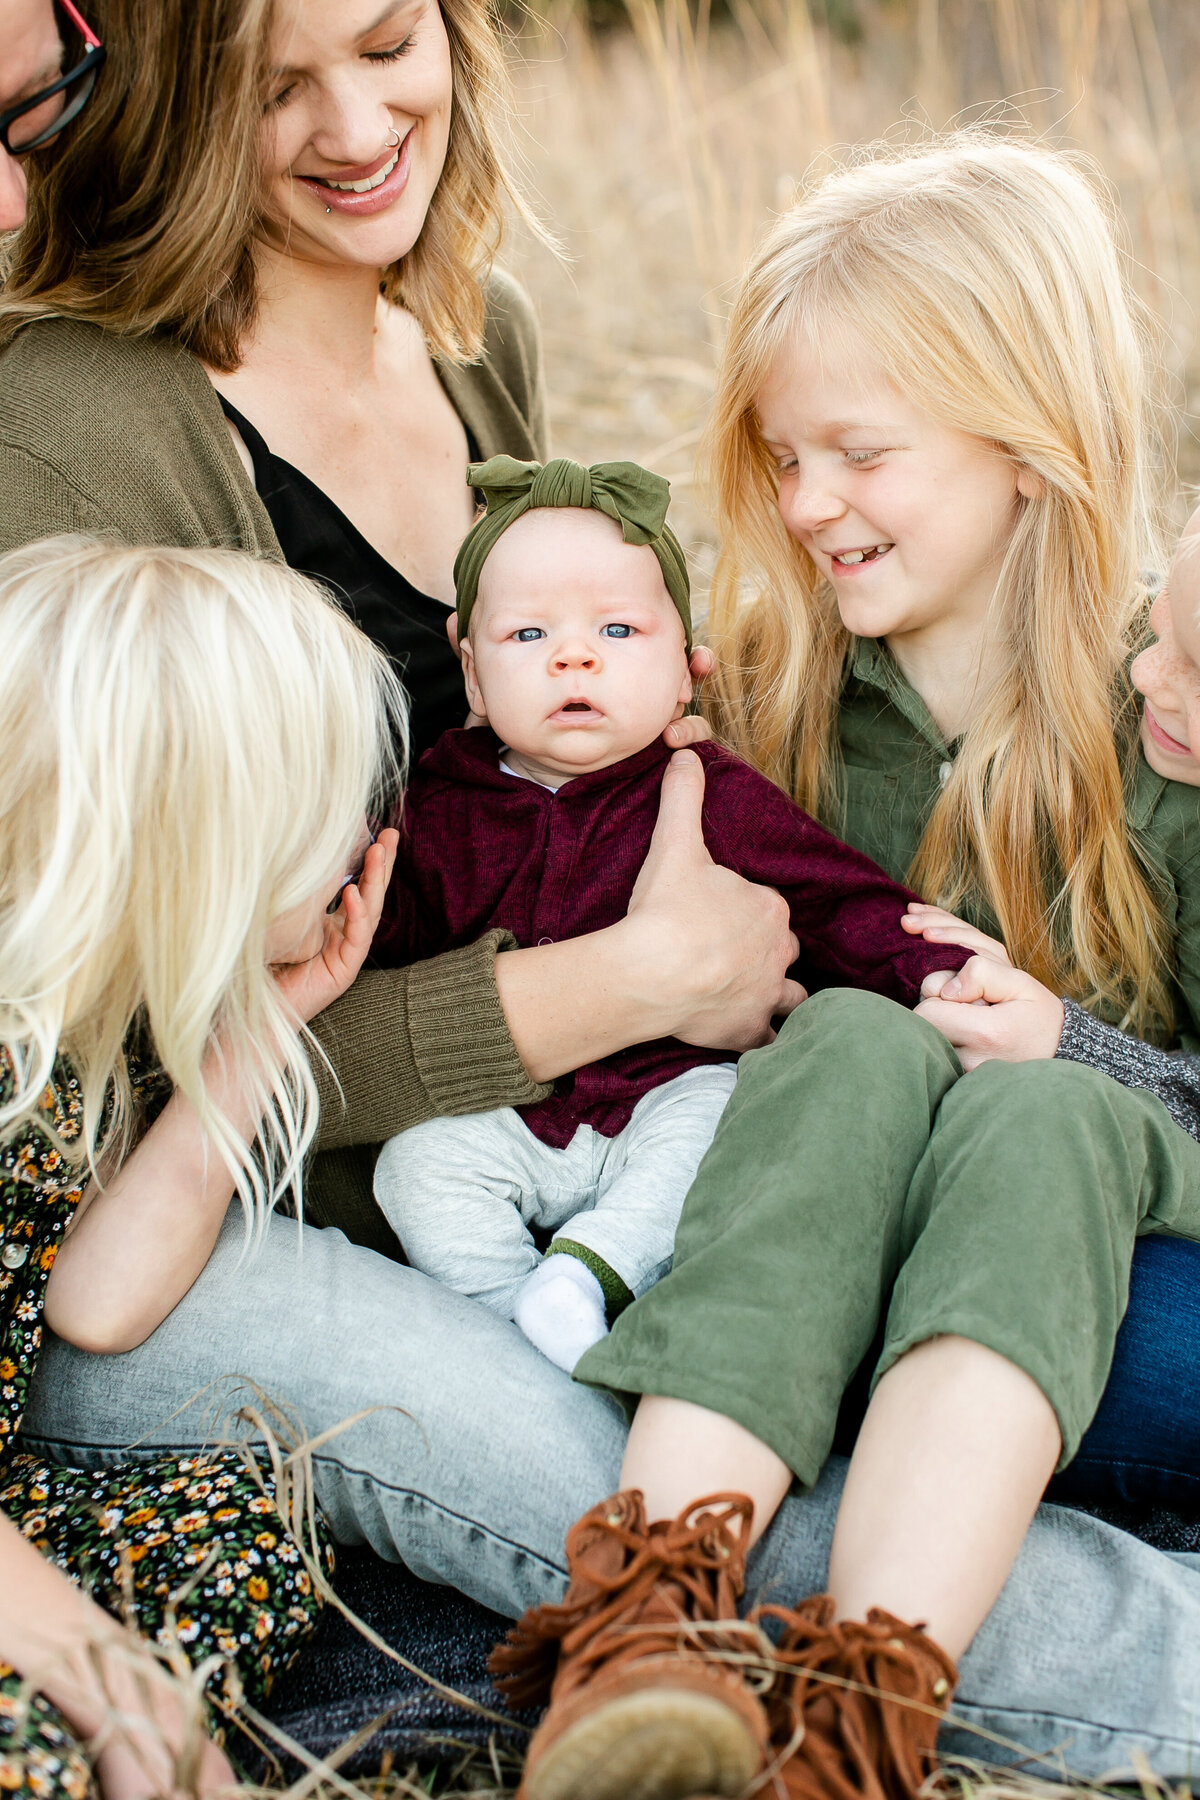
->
<box><xmin>262</xmin><ymin>0</ymin><xmax>453</xmax><ymax>269</ymax></box>
<box><xmin>755</xmin><ymin>331</ymin><xmax>1023</xmax><ymax>650</ymax></box>
<box><xmin>1131</xmin><ymin>513</ymin><xmax>1200</xmax><ymax>788</ymax></box>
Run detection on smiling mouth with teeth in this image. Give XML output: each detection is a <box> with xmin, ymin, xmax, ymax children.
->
<box><xmin>313</xmin><ymin>147</ymin><xmax>400</xmax><ymax>195</ymax></box>
<box><xmin>833</xmin><ymin>543</ymin><xmax>893</xmax><ymax>566</ymax></box>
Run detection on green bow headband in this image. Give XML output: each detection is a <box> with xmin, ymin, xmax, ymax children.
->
<box><xmin>453</xmin><ymin>455</ymin><xmax>692</xmax><ymax>649</ymax></box>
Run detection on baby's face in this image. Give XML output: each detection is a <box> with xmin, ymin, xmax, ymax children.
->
<box><xmin>460</xmin><ymin>508</ymin><xmax>693</xmax><ymax>782</ymax></box>
<box><xmin>1131</xmin><ymin>507</ymin><xmax>1200</xmax><ymax>787</ymax></box>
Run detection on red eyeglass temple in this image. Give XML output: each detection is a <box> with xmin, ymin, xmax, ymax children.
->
<box><xmin>56</xmin><ymin>0</ymin><xmax>101</xmax><ymax>51</ymax></box>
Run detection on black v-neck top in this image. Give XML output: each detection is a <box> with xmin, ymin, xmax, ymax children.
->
<box><xmin>219</xmin><ymin>396</ymin><xmax>470</xmax><ymax>761</ymax></box>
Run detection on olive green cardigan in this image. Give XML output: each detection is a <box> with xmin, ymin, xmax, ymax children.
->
<box><xmin>0</xmin><ymin>269</ymin><xmax>548</xmax><ymax>554</ymax></box>
<box><xmin>0</xmin><ymin>272</ymin><xmax>553</xmax><ymax>1251</ymax></box>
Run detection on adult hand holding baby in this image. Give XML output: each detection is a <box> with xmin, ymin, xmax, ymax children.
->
<box><xmin>496</xmin><ymin>745</ymin><xmax>805</xmax><ymax>1080</ymax></box>
<box><xmin>626</xmin><ymin>746</ymin><xmax>807</xmax><ymax>1049</ymax></box>
<box><xmin>493</xmin><ymin>746</ymin><xmax>805</xmax><ymax>1080</ymax></box>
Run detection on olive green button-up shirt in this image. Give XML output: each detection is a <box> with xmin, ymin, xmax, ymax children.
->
<box><xmin>831</xmin><ymin>639</ymin><xmax>1200</xmax><ymax>1049</ymax></box>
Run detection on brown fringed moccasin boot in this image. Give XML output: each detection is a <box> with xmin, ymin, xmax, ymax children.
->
<box><xmin>489</xmin><ymin>1490</ymin><xmax>769</xmax><ymax>1800</ymax></box>
<box><xmin>753</xmin><ymin>1598</ymin><xmax>957</xmax><ymax>1800</ymax></box>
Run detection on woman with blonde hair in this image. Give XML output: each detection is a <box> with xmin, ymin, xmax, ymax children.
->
<box><xmin>0</xmin><ymin>535</ymin><xmax>408</xmax><ymax>1797</ymax></box>
<box><xmin>486</xmin><ymin>136</ymin><xmax>1200</xmax><ymax>1800</ymax></box>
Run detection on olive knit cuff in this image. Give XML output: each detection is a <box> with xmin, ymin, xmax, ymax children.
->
<box><xmin>546</xmin><ymin>1239</ymin><xmax>636</xmax><ymax>1323</ymax></box>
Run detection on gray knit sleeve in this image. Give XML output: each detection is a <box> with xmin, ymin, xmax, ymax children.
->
<box><xmin>1055</xmin><ymin>999</ymin><xmax>1200</xmax><ymax>1140</ymax></box>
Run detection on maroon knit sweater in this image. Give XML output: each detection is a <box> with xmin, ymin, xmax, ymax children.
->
<box><xmin>373</xmin><ymin>730</ymin><xmax>969</xmax><ymax>1146</ymax></box>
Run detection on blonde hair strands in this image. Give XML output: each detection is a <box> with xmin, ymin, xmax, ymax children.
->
<box><xmin>0</xmin><ymin>0</ymin><xmax>541</xmax><ymax>368</ymax></box>
<box><xmin>0</xmin><ymin>540</ymin><xmax>405</xmax><ymax>1230</ymax></box>
<box><xmin>705</xmin><ymin>133</ymin><xmax>1174</xmax><ymax>1038</ymax></box>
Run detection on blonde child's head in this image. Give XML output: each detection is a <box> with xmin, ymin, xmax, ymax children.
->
<box><xmin>0</xmin><ymin>537</ymin><xmax>405</xmax><ymax>1226</ymax></box>
<box><xmin>706</xmin><ymin>131</ymin><xmax>1172</xmax><ymax>1035</ymax></box>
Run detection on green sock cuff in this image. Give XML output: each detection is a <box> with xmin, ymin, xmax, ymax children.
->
<box><xmin>545</xmin><ymin>1241</ymin><xmax>635</xmax><ymax>1324</ymax></box>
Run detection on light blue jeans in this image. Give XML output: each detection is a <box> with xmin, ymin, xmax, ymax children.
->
<box><xmin>21</xmin><ymin>1207</ymin><xmax>1200</xmax><ymax>1784</ymax></box>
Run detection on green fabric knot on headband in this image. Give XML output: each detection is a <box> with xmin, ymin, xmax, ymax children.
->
<box><xmin>453</xmin><ymin>455</ymin><xmax>692</xmax><ymax>648</ymax></box>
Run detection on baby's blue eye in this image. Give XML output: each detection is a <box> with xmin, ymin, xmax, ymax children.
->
<box><xmin>512</xmin><ymin>627</ymin><xmax>546</xmax><ymax>642</ymax></box>
<box><xmin>601</xmin><ymin>623</ymin><xmax>634</xmax><ymax>638</ymax></box>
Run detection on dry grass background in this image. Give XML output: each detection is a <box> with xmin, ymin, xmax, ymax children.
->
<box><xmin>503</xmin><ymin>0</ymin><xmax>1200</xmax><ymax>609</ymax></box>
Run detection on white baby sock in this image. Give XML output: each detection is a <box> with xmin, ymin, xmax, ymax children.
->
<box><xmin>514</xmin><ymin>1253</ymin><xmax>609</xmax><ymax>1372</ymax></box>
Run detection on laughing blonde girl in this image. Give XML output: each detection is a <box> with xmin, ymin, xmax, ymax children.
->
<box><xmin>492</xmin><ymin>137</ymin><xmax>1200</xmax><ymax>1800</ymax></box>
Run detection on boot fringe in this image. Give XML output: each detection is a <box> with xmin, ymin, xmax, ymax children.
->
<box><xmin>488</xmin><ymin>1608</ymin><xmax>567</xmax><ymax>1709</ymax></box>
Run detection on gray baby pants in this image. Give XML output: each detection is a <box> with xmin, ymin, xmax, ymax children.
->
<box><xmin>373</xmin><ymin>1063</ymin><xmax>738</xmax><ymax>1317</ymax></box>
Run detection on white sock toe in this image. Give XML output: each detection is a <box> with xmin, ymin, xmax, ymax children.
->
<box><xmin>514</xmin><ymin>1255</ymin><xmax>609</xmax><ymax>1372</ymax></box>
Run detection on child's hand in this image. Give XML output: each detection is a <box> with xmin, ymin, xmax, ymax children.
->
<box><xmin>916</xmin><ymin>957</ymin><xmax>1065</xmax><ymax>1068</ymax></box>
<box><xmin>663</xmin><ymin>646</ymin><xmax>717</xmax><ymax>749</ymax></box>
<box><xmin>902</xmin><ymin>902</ymin><xmax>1011</xmax><ymax>965</ymax></box>
<box><xmin>93</xmin><ymin>1668</ymin><xmax>237</xmax><ymax>1800</ymax></box>
<box><xmin>273</xmin><ymin>829</ymin><xmax>399</xmax><ymax>1025</ymax></box>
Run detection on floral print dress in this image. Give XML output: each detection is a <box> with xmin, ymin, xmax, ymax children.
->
<box><xmin>0</xmin><ymin>1051</ymin><xmax>335</xmax><ymax>1798</ymax></box>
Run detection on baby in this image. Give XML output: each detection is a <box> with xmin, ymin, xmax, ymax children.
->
<box><xmin>372</xmin><ymin>456</ymin><xmax>968</xmax><ymax>1371</ymax></box>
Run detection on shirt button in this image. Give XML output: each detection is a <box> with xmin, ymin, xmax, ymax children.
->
<box><xmin>1</xmin><ymin>1242</ymin><xmax>29</xmax><ymax>1270</ymax></box>
<box><xmin>938</xmin><ymin>761</ymin><xmax>953</xmax><ymax>786</ymax></box>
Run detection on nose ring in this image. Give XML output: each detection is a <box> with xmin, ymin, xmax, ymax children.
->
<box><xmin>386</xmin><ymin>124</ymin><xmax>401</xmax><ymax>149</ymax></box>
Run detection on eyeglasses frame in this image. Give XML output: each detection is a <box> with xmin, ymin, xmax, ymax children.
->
<box><xmin>0</xmin><ymin>0</ymin><xmax>105</xmax><ymax>158</ymax></box>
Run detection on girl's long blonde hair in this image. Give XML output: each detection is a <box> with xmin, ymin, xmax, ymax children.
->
<box><xmin>706</xmin><ymin>133</ymin><xmax>1174</xmax><ymax>1037</ymax></box>
<box><xmin>0</xmin><ymin>539</ymin><xmax>405</xmax><ymax>1229</ymax></box>
<box><xmin>0</xmin><ymin>0</ymin><xmax>540</xmax><ymax>368</ymax></box>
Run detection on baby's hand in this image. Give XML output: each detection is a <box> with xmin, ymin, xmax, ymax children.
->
<box><xmin>902</xmin><ymin>902</ymin><xmax>1011</xmax><ymax>965</ymax></box>
<box><xmin>916</xmin><ymin>957</ymin><xmax>1065</xmax><ymax>1068</ymax></box>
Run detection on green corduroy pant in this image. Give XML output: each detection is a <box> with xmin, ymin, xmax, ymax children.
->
<box><xmin>577</xmin><ymin>989</ymin><xmax>1200</xmax><ymax>1479</ymax></box>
